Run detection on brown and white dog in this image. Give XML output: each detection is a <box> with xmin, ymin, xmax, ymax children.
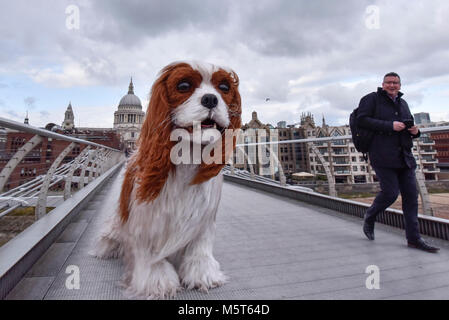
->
<box><xmin>92</xmin><ymin>61</ymin><xmax>241</xmax><ymax>299</ymax></box>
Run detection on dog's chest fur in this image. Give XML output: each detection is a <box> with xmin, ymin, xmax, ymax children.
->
<box><xmin>125</xmin><ymin>164</ymin><xmax>223</xmax><ymax>252</ymax></box>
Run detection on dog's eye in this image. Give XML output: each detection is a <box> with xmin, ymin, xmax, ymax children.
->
<box><xmin>218</xmin><ymin>82</ymin><xmax>230</xmax><ymax>92</ymax></box>
<box><xmin>177</xmin><ymin>81</ymin><xmax>191</xmax><ymax>92</ymax></box>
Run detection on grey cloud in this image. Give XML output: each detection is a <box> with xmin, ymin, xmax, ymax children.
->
<box><xmin>402</xmin><ymin>90</ymin><xmax>424</xmax><ymax>109</ymax></box>
<box><xmin>5</xmin><ymin>109</ymin><xmax>21</xmax><ymax>119</ymax></box>
<box><xmin>3</xmin><ymin>0</ymin><xmax>449</xmax><ymax>84</ymax></box>
<box><xmin>86</xmin><ymin>0</ymin><xmax>373</xmax><ymax>58</ymax></box>
<box><xmin>263</xmin><ymin>109</ymin><xmax>299</xmax><ymax>127</ymax></box>
<box><xmin>2</xmin><ymin>0</ymin><xmax>449</xmax><ymax>127</ymax></box>
<box><xmin>235</xmin><ymin>0</ymin><xmax>373</xmax><ymax>57</ymax></box>
<box><xmin>0</xmin><ymin>1</ymin><xmax>69</xmax><ymax>65</ymax></box>
<box><xmin>24</xmin><ymin>96</ymin><xmax>37</xmax><ymax>109</ymax></box>
<box><xmin>86</xmin><ymin>0</ymin><xmax>232</xmax><ymax>46</ymax></box>
<box><xmin>79</xmin><ymin>0</ymin><xmax>374</xmax><ymax>64</ymax></box>
<box><xmin>40</xmin><ymin>110</ymin><xmax>51</xmax><ymax>118</ymax></box>
<box><xmin>317</xmin><ymin>81</ymin><xmax>378</xmax><ymax>112</ymax></box>
<box><xmin>251</xmin><ymin>78</ymin><xmax>291</xmax><ymax>104</ymax></box>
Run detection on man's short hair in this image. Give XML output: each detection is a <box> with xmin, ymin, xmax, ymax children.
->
<box><xmin>384</xmin><ymin>72</ymin><xmax>401</xmax><ymax>82</ymax></box>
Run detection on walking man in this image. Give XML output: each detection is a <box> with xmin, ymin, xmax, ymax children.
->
<box><xmin>357</xmin><ymin>72</ymin><xmax>439</xmax><ymax>252</ymax></box>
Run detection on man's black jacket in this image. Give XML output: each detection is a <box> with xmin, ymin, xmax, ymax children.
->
<box><xmin>356</xmin><ymin>87</ymin><xmax>420</xmax><ymax>168</ymax></box>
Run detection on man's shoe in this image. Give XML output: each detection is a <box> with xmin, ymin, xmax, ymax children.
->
<box><xmin>407</xmin><ymin>238</ymin><xmax>440</xmax><ymax>253</ymax></box>
<box><xmin>363</xmin><ymin>222</ymin><xmax>375</xmax><ymax>241</ymax></box>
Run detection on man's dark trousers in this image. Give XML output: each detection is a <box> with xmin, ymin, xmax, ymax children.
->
<box><xmin>364</xmin><ymin>166</ymin><xmax>420</xmax><ymax>241</ymax></box>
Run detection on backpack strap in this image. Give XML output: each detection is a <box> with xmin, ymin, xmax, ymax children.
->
<box><xmin>372</xmin><ymin>91</ymin><xmax>379</xmax><ymax>119</ymax></box>
<box><xmin>364</xmin><ymin>92</ymin><xmax>378</xmax><ymax>162</ymax></box>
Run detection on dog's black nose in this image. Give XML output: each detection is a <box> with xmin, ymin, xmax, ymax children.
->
<box><xmin>201</xmin><ymin>94</ymin><xmax>218</xmax><ymax>109</ymax></box>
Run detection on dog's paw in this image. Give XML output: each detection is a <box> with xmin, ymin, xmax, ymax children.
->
<box><xmin>125</xmin><ymin>259</ymin><xmax>181</xmax><ymax>299</ymax></box>
<box><xmin>179</xmin><ymin>256</ymin><xmax>228</xmax><ymax>292</ymax></box>
<box><xmin>89</xmin><ymin>235</ymin><xmax>123</xmax><ymax>259</ymax></box>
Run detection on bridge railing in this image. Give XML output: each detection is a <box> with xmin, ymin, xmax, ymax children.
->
<box><xmin>0</xmin><ymin>117</ymin><xmax>125</xmax><ymax>226</ymax></box>
<box><xmin>226</xmin><ymin>125</ymin><xmax>449</xmax><ymax>217</ymax></box>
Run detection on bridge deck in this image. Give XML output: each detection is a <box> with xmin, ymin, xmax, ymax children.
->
<box><xmin>5</xmin><ymin>172</ymin><xmax>449</xmax><ymax>300</ymax></box>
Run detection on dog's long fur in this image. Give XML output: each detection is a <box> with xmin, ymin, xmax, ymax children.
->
<box><xmin>91</xmin><ymin>61</ymin><xmax>241</xmax><ymax>299</ymax></box>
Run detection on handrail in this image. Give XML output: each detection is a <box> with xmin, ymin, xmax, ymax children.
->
<box><xmin>223</xmin><ymin>172</ymin><xmax>449</xmax><ymax>241</ymax></box>
<box><xmin>0</xmin><ymin>117</ymin><xmax>125</xmax><ymax>223</ymax></box>
<box><xmin>0</xmin><ymin>116</ymin><xmax>120</xmax><ymax>152</ymax></box>
<box><xmin>0</xmin><ymin>161</ymin><xmax>124</xmax><ymax>300</ymax></box>
<box><xmin>420</xmin><ymin>125</ymin><xmax>449</xmax><ymax>133</ymax></box>
<box><xmin>236</xmin><ymin>125</ymin><xmax>449</xmax><ymax>147</ymax></box>
<box><xmin>230</xmin><ymin>125</ymin><xmax>447</xmax><ymax>215</ymax></box>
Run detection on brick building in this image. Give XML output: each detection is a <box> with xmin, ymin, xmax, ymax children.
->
<box><xmin>236</xmin><ymin>111</ymin><xmax>443</xmax><ymax>184</ymax></box>
<box><xmin>417</xmin><ymin>120</ymin><xmax>449</xmax><ymax>179</ymax></box>
<box><xmin>0</xmin><ymin>131</ymin><xmax>75</xmax><ymax>190</ymax></box>
<box><xmin>0</xmin><ymin>122</ymin><xmax>120</xmax><ymax>191</ymax></box>
<box><xmin>432</xmin><ymin>131</ymin><xmax>449</xmax><ymax>164</ymax></box>
<box><xmin>431</xmin><ymin>130</ymin><xmax>449</xmax><ymax>179</ymax></box>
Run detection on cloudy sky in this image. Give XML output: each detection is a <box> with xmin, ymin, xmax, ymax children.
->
<box><xmin>1</xmin><ymin>0</ymin><xmax>449</xmax><ymax>129</ymax></box>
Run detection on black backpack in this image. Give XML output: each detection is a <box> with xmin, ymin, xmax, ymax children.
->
<box><xmin>349</xmin><ymin>93</ymin><xmax>378</xmax><ymax>160</ymax></box>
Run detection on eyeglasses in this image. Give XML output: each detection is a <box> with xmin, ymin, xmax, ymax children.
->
<box><xmin>383</xmin><ymin>81</ymin><xmax>400</xmax><ymax>85</ymax></box>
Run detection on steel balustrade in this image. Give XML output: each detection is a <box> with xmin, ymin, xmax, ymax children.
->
<box><xmin>235</xmin><ymin>125</ymin><xmax>449</xmax><ymax>147</ymax></box>
<box><xmin>35</xmin><ymin>142</ymin><xmax>76</xmax><ymax>219</ymax></box>
<box><xmin>63</xmin><ymin>146</ymin><xmax>91</xmax><ymax>200</ymax></box>
<box><xmin>79</xmin><ymin>149</ymin><xmax>96</xmax><ymax>189</ymax></box>
<box><xmin>0</xmin><ymin>117</ymin><xmax>124</xmax><ymax>221</ymax></box>
<box><xmin>231</xmin><ymin>125</ymin><xmax>449</xmax><ymax>216</ymax></box>
<box><xmin>0</xmin><ymin>135</ymin><xmax>43</xmax><ymax>192</ymax></box>
<box><xmin>223</xmin><ymin>167</ymin><xmax>449</xmax><ymax>241</ymax></box>
<box><xmin>1</xmin><ymin>116</ymin><xmax>446</xmax><ymax>220</ymax></box>
<box><xmin>88</xmin><ymin>149</ymin><xmax>99</xmax><ymax>183</ymax></box>
<box><xmin>308</xmin><ymin>143</ymin><xmax>336</xmax><ymax>197</ymax></box>
<box><xmin>232</xmin><ymin>144</ymin><xmax>287</xmax><ymax>186</ymax></box>
<box><xmin>0</xmin><ymin>119</ymin><xmax>447</xmax><ymax>300</ymax></box>
<box><xmin>0</xmin><ymin>157</ymin><xmax>78</xmax><ymax>219</ymax></box>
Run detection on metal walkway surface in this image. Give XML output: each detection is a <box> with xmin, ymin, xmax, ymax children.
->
<box><xmin>5</xmin><ymin>171</ymin><xmax>449</xmax><ymax>300</ymax></box>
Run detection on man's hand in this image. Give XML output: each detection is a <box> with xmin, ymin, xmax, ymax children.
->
<box><xmin>408</xmin><ymin>125</ymin><xmax>419</xmax><ymax>135</ymax></box>
<box><xmin>393</xmin><ymin>121</ymin><xmax>406</xmax><ymax>131</ymax></box>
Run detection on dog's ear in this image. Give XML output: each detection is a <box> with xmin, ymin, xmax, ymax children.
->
<box><xmin>119</xmin><ymin>67</ymin><xmax>177</xmax><ymax>222</ymax></box>
<box><xmin>133</xmin><ymin>66</ymin><xmax>179</xmax><ymax>205</ymax></box>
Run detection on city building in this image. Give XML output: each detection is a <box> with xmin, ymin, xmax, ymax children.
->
<box><xmin>113</xmin><ymin>78</ymin><xmax>145</xmax><ymax>152</ymax></box>
<box><xmin>432</xmin><ymin>131</ymin><xmax>449</xmax><ymax>179</ymax></box>
<box><xmin>277</xmin><ymin>114</ymin><xmax>309</xmax><ymax>178</ymax></box>
<box><xmin>414</xmin><ymin>112</ymin><xmax>431</xmax><ymax>125</ymax></box>
<box><xmin>0</xmin><ymin>130</ymin><xmax>78</xmax><ymax>190</ymax></box>
<box><xmin>277</xmin><ymin>121</ymin><xmax>287</xmax><ymax>128</ymax></box>
<box><xmin>237</xmin><ymin>111</ymin><xmax>277</xmax><ymax>178</ymax></box>
<box><xmin>412</xmin><ymin>133</ymin><xmax>440</xmax><ymax>180</ymax></box>
<box><xmin>237</xmin><ymin>111</ymin><xmax>442</xmax><ymax>184</ymax></box>
<box><xmin>62</xmin><ymin>102</ymin><xmax>75</xmax><ymax>131</ymax></box>
<box><xmin>432</xmin><ymin>131</ymin><xmax>449</xmax><ymax>164</ymax></box>
<box><xmin>238</xmin><ymin>112</ymin><xmax>319</xmax><ymax>181</ymax></box>
<box><xmin>1</xmin><ymin>79</ymin><xmax>146</xmax><ymax>191</ymax></box>
<box><xmin>45</xmin><ymin>100</ymin><xmax>122</xmax><ymax>150</ymax></box>
<box><xmin>304</xmin><ymin>114</ymin><xmax>374</xmax><ymax>184</ymax></box>
<box><xmin>307</xmin><ymin>116</ymin><xmax>441</xmax><ymax>182</ymax></box>
<box><xmin>0</xmin><ymin>111</ymin><xmax>122</xmax><ymax>190</ymax></box>
<box><xmin>416</xmin><ymin>119</ymin><xmax>449</xmax><ymax>179</ymax></box>
<box><xmin>24</xmin><ymin>112</ymin><xmax>29</xmax><ymax>125</ymax></box>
